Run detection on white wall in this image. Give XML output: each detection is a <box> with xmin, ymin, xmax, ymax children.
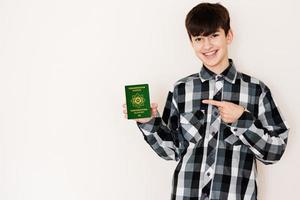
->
<box><xmin>0</xmin><ymin>0</ymin><xmax>299</xmax><ymax>199</ymax></box>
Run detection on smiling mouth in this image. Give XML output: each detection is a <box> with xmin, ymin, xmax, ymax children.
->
<box><xmin>203</xmin><ymin>50</ymin><xmax>218</xmax><ymax>57</ymax></box>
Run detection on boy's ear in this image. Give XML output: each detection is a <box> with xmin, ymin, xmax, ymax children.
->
<box><xmin>226</xmin><ymin>29</ymin><xmax>233</xmax><ymax>44</ymax></box>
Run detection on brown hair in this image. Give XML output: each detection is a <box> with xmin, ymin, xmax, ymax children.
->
<box><xmin>185</xmin><ymin>3</ymin><xmax>231</xmax><ymax>40</ymax></box>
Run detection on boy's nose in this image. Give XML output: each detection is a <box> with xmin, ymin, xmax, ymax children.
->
<box><xmin>202</xmin><ymin>38</ymin><xmax>212</xmax><ymax>50</ymax></box>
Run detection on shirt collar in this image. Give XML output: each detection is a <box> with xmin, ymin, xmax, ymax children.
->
<box><xmin>199</xmin><ymin>59</ymin><xmax>238</xmax><ymax>84</ymax></box>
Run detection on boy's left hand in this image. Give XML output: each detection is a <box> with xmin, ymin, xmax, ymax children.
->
<box><xmin>202</xmin><ymin>99</ymin><xmax>245</xmax><ymax>124</ymax></box>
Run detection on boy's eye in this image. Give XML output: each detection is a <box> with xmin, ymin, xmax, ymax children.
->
<box><xmin>195</xmin><ymin>37</ymin><xmax>202</xmax><ymax>41</ymax></box>
<box><xmin>211</xmin><ymin>33</ymin><xmax>219</xmax><ymax>38</ymax></box>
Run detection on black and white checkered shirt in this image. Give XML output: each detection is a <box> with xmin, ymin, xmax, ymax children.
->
<box><xmin>137</xmin><ymin>59</ymin><xmax>289</xmax><ymax>200</ymax></box>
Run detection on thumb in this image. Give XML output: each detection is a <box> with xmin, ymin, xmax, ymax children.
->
<box><xmin>151</xmin><ymin>103</ymin><xmax>158</xmax><ymax>108</ymax></box>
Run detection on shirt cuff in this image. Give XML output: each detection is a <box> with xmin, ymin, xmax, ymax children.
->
<box><xmin>136</xmin><ymin>112</ymin><xmax>162</xmax><ymax>133</ymax></box>
<box><xmin>228</xmin><ymin>110</ymin><xmax>256</xmax><ymax>136</ymax></box>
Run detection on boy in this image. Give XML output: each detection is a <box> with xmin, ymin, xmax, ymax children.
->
<box><xmin>123</xmin><ymin>3</ymin><xmax>289</xmax><ymax>200</ymax></box>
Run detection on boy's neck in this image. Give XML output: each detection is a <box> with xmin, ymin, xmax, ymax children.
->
<box><xmin>204</xmin><ymin>59</ymin><xmax>230</xmax><ymax>75</ymax></box>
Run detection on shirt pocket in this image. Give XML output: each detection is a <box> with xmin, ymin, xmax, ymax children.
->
<box><xmin>179</xmin><ymin>110</ymin><xmax>205</xmax><ymax>144</ymax></box>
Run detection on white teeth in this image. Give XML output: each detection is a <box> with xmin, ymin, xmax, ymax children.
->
<box><xmin>203</xmin><ymin>50</ymin><xmax>217</xmax><ymax>56</ymax></box>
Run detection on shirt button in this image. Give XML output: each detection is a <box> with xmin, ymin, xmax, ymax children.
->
<box><xmin>213</xmin><ymin>110</ymin><xmax>218</xmax><ymax>117</ymax></box>
<box><xmin>233</xmin><ymin>128</ymin><xmax>238</xmax><ymax>131</ymax></box>
<box><xmin>207</xmin><ymin>172</ymin><xmax>211</xmax><ymax>177</ymax></box>
<box><xmin>215</xmin><ymin>75</ymin><xmax>222</xmax><ymax>80</ymax></box>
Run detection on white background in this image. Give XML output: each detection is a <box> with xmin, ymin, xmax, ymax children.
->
<box><xmin>0</xmin><ymin>0</ymin><xmax>299</xmax><ymax>199</ymax></box>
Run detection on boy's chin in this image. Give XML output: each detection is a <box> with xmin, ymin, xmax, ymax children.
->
<box><xmin>202</xmin><ymin>60</ymin><xmax>220</xmax><ymax>68</ymax></box>
<box><xmin>200</xmin><ymin>56</ymin><xmax>227</xmax><ymax>69</ymax></box>
<box><xmin>198</xmin><ymin>55</ymin><xmax>219</xmax><ymax>67</ymax></box>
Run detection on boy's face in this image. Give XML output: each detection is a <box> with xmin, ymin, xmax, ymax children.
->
<box><xmin>190</xmin><ymin>28</ymin><xmax>233</xmax><ymax>69</ymax></box>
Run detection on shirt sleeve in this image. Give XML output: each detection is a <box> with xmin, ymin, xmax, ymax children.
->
<box><xmin>228</xmin><ymin>86</ymin><xmax>289</xmax><ymax>165</ymax></box>
<box><xmin>136</xmin><ymin>90</ymin><xmax>185</xmax><ymax>161</ymax></box>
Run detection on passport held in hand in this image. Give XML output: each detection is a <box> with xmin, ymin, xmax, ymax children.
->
<box><xmin>125</xmin><ymin>84</ymin><xmax>151</xmax><ymax>119</ymax></box>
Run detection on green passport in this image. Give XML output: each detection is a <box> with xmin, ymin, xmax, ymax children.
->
<box><xmin>125</xmin><ymin>84</ymin><xmax>151</xmax><ymax>119</ymax></box>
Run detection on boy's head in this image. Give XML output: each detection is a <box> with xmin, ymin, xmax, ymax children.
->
<box><xmin>185</xmin><ymin>3</ymin><xmax>233</xmax><ymax>71</ymax></box>
<box><xmin>185</xmin><ymin>3</ymin><xmax>230</xmax><ymax>40</ymax></box>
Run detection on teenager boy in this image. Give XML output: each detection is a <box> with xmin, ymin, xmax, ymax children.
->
<box><xmin>123</xmin><ymin>3</ymin><xmax>289</xmax><ymax>200</ymax></box>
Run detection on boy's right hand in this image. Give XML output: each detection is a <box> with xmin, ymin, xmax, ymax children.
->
<box><xmin>122</xmin><ymin>103</ymin><xmax>158</xmax><ymax>123</ymax></box>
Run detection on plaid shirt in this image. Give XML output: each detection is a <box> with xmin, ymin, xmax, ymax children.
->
<box><xmin>137</xmin><ymin>59</ymin><xmax>289</xmax><ymax>200</ymax></box>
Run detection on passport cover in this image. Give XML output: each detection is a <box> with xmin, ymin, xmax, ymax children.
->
<box><xmin>125</xmin><ymin>84</ymin><xmax>151</xmax><ymax>119</ymax></box>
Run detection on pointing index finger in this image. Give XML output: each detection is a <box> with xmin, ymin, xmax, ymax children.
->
<box><xmin>202</xmin><ymin>99</ymin><xmax>224</xmax><ymax>107</ymax></box>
